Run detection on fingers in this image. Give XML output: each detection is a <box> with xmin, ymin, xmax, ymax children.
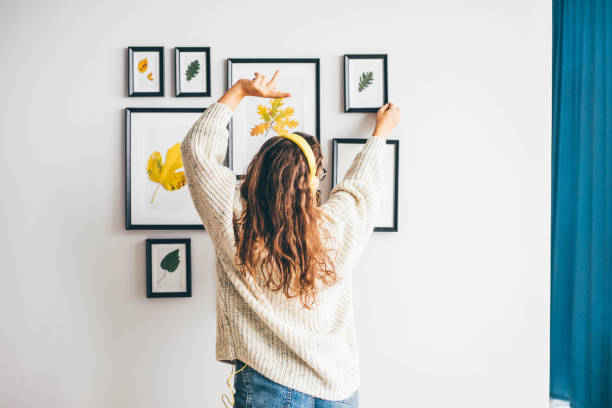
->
<box><xmin>250</xmin><ymin>69</ymin><xmax>290</xmax><ymax>98</ymax></box>
<box><xmin>378</xmin><ymin>102</ymin><xmax>400</xmax><ymax>115</ymax></box>
<box><xmin>269</xmin><ymin>69</ymin><xmax>280</xmax><ymax>84</ymax></box>
<box><xmin>254</xmin><ymin>69</ymin><xmax>280</xmax><ymax>83</ymax></box>
<box><xmin>266</xmin><ymin>69</ymin><xmax>288</xmax><ymax>97</ymax></box>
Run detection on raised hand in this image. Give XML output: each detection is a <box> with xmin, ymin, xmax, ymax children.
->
<box><xmin>373</xmin><ymin>102</ymin><xmax>400</xmax><ymax>140</ymax></box>
<box><xmin>238</xmin><ymin>69</ymin><xmax>291</xmax><ymax>99</ymax></box>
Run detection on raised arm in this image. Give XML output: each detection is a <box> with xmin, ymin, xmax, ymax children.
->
<box><xmin>180</xmin><ymin>100</ymin><xmax>236</xmax><ymax>255</ymax></box>
<box><xmin>321</xmin><ymin>102</ymin><xmax>400</xmax><ymax>264</ymax></box>
<box><xmin>181</xmin><ymin>71</ymin><xmax>291</xmax><ymax>254</ymax></box>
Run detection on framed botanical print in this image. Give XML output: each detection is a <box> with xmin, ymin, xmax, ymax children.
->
<box><xmin>344</xmin><ymin>54</ymin><xmax>388</xmax><ymax>112</ymax></box>
<box><xmin>146</xmin><ymin>238</ymin><xmax>191</xmax><ymax>298</ymax></box>
<box><xmin>175</xmin><ymin>47</ymin><xmax>211</xmax><ymax>97</ymax></box>
<box><xmin>227</xmin><ymin>58</ymin><xmax>320</xmax><ymax>177</ymax></box>
<box><xmin>125</xmin><ymin>107</ymin><xmax>207</xmax><ymax>230</ymax></box>
<box><xmin>332</xmin><ymin>138</ymin><xmax>399</xmax><ymax>231</ymax></box>
<box><xmin>128</xmin><ymin>46</ymin><xmax>164</xmax><ymax>96</ymax></box>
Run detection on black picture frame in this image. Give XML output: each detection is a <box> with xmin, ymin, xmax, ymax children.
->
<box><xmin>343</xmin><ymin>54</ymin><xmax>388</xmax><ymax>112</ymax></box>
<box><xmin>125</xmin><ymin>107</ymin><xmax>207</xmax><ymax>230</ymax></box>
<box><xmin>128</xmin><ymin>46</ymin><xmax>164</xmax><ymax>97</ymax></box>
<box><xmin>146</xmin><ymin>238</ymin><xmax>192</xmax><ymax>298</ymax></box>
<box><xmin>332</xmin><ymin>138</ymin><xmax>399</xmax><ymax>231</ymax></box>
<box><xmin>175</xmin><ymin>47</ymin><xmax>211</xmax><ymax>97</ymax></box>
<box><xmin>226</xmin><ymin>58</ymin><xmax>320</xmax><ymax>179</ymax></box>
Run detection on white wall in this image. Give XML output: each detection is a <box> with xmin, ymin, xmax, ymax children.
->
<box><xmin>0</xmin><ymin>0</ymin><xmax>551</xmax><ymax>407</ymax></box>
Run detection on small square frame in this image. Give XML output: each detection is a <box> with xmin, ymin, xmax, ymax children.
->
<box><xmin>128</xmin><ymin>46</ymin><xmax>164</xmax><ymax>97</ymax></box>
<box><xmin>175</xmin><ymin>47</ymin><xmax>211</xmax><ymax>97</ymax></box>
<box><xmin>344</xmin><ymin>54</ymin><xmax>388</xmax><ymax>112</ymax></box>
<box><xmin>146</xmin><ymin>238</ymin><xmax>192</xmax><ymax>298</ymax></box>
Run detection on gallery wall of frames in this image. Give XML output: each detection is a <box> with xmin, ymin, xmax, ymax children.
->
<box><xmin>125</xmin><ymin>46</ymin><xmax>397</xmax><ymax>297</ymax></box>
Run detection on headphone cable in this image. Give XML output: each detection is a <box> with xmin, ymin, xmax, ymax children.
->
<box><xmin>221</xmin><ymin>361</ymin><xmax>248</xmax><ymax>408</ymax></box>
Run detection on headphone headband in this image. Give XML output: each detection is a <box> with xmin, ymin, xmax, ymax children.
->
<box><xmin>278</xmin><ymin>133</ymin><xmax>317</xmax><ymax>190</ymax></box>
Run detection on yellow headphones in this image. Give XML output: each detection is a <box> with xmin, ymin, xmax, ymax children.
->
<box><xmin>278</xmin><ymin>133</ymin><xmax>317</xmax><ymax>191</ymax></box>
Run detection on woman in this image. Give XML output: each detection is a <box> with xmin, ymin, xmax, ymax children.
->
<box><xmin>181</xmin><ymin>70</ymin><xmax>400</xmax><ymax>408</ymax></box>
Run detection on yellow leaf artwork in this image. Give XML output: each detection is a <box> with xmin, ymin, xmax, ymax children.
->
<box><xmin>138</xmin><ymin>58</ymin><xmax>148</xmax><ymax>73</ymax></box>
<box><xmin>250</xmin><ymin>98</ymin><xmax>299</xmax><ymax>137</ymax></box>
<box><xmin>147</xmin><ymin>72</ymin><xmax>154</xmax><ymax>81</ymax></box>
<box><xmin>146</xmin><ymin>143</ymin><xmax>186</xmax><ymax>204</ymax></box>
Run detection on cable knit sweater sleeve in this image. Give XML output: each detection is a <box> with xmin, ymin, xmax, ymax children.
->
<box><xmin>321</xmin><ymin>136</ymin><xmax>386</xmax><ymax>263</ymax></box>
<box><xmin>180</xmin><ymin>102</ymin><xmax>236</xmax><ymax>256</ymax></box>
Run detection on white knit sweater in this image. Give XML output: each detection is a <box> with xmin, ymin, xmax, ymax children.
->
<box><xmin>180</xmin><ymin>101</ymin><xmax>386</xmax><ymax>401</ymax></box>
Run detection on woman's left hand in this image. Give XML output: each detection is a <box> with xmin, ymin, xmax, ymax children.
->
<box><xmin>238</xmin><ymin>69</ymin><xmax>291</xmax><ymax>98</ymax></box>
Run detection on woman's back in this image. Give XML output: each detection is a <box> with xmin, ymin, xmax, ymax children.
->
<box><xmin>180</xmin><ymin>72</ymin><xmax>399</xmax><ymax>405</ymax></box>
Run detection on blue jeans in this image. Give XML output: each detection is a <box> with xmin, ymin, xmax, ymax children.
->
<box><xmin>232</xmin><ymin>360</ymin><xmax>359</xmax><ymax>407</ymax></box>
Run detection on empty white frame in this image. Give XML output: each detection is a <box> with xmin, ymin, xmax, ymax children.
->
<box><xmin>332</xmin><ymin>138</ymin><xmax>399</xmax><ymax>231</ymax></box>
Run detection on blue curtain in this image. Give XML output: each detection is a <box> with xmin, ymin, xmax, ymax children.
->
<box><xmin>550</xmin><ymin>0</ymin><xmax>612</xmax><ymax>407</ymax></box>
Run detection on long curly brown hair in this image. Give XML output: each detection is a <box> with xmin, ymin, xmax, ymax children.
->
<box><xmin>232</xmin><ymin>131</ymin><xmax>339</xmax><ymax>309</ymax></box>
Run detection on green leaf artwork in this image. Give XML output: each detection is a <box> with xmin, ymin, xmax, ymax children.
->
<box><xmin>160</xmin><ymin>249</ymin><xmax>180</xmax><ymax>273</ymax></box>
<box><xmin>358</xmin><ymin>71</ymin><xmax>374</xmax><ymax>92</ymax></box>
<box><xmin>185</xmin><ymin>60</ymin><xmax>200</xmax><ymax>81</ymax></box>
<box><xmin>156</xmin><ymin>248</ymin><xmax>181</xmax><ymax>285</ymax></box>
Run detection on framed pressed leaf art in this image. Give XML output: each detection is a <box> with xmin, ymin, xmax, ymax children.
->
<box><xmin>344</xmin><ymin>54</ymin><xmax>388</xmax><ymax>112</ymax></box>
<box><xmin>128</xmin><ymin>46</ymin><xmax>164</xmax><ymax>96</ymax></box>
<box><xmin>146</xmin><ymin>238</ymin><xmax>191</xmax><ymax>298</ymax></box>
<box><xmin>332</xmin><ymin>138</ymin><xmax>399</xmax><ymax>231</ymax></box>
<box><xmin>175</xmin><ymin>47</ymin><xmax>211</xmax><ymax>97</ymax></box>
<box><xmin>226</xmin><ymin>58</ymin><xmax>320</xmax><ymax>178</ymax></box>
<box><xmin>125</xmin><ymin>107</ymin><xmax>208</xmax><ymax>230</ymax></box>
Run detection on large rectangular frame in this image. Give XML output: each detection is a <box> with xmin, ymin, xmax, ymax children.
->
<box><xmin>332</xmin><ymin>138</ymin><xmax>399</xmax><ymax>231</ymax></box>
<box><xmin>125</xmin><ymin>107</ymin><xmax>206</xmax><ymax>230</ymax></box>
<box><xmin>226</xmin><ymin>58</ymin><xmax>320</xmax><ymax>178</ymax></box>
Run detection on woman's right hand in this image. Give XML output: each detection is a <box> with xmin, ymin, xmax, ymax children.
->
<box><xmin>373</xmin><ymin>102</ymin><xmax>400</xmax><ymax>139</ymax></box>
<box><xmin>237</xmin><ymin>70</ymin><xmax>291</xmax><ymax>99</ymax></box>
